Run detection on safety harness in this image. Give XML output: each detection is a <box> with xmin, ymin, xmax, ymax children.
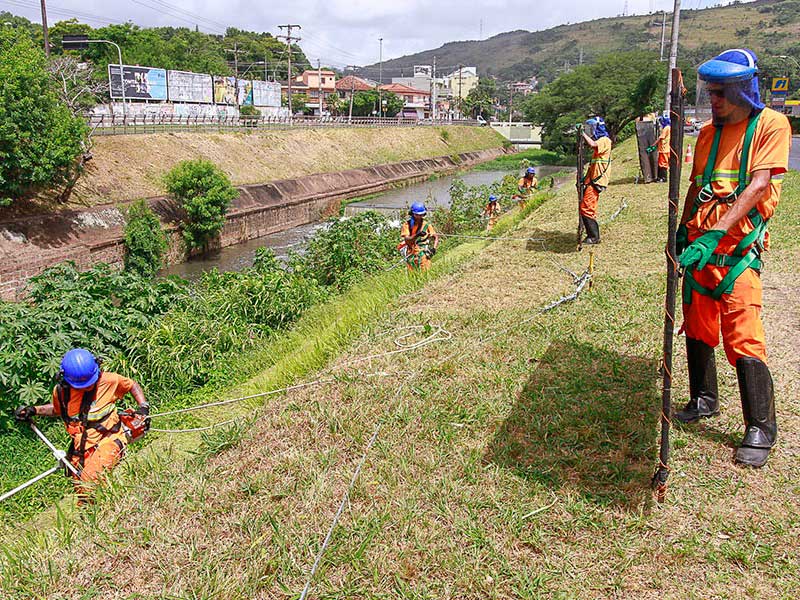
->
<box><xmin>55</xmin><ymin>380</ymin><xmax>122</xmax><ymax>473</ymax></box>
<box><xmin>585</xmin><ymin>139</ymin><xmax>612</xmax><ymax>190</ymax></box>
<box><xmin>683</xmin><ymin>111</ymin><xmax>766</xmax><ymax>304</ymax></box>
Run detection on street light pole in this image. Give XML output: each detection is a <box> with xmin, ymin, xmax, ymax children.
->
<box><xmin>61</xmin><ymin>36</ymin><xmax>126</xmax><ymax>118</ymax></box>
<box><xmin>378</xmin><ymin>37</ymin><xmax>383</xmax><ymax>119</ymax></box>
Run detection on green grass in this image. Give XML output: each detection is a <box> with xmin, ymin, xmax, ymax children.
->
<box><xmin>471</xmin><ymin>147</ymin><xmax>573</xmax><ymax>171</ymax></box>
<box><xmin>1</xmin><ymin>139</ymin><xmax>798</xmax><ymax>598</ymax></box>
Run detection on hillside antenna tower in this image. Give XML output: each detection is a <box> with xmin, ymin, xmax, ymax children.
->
<box><xmin>623</xmin><ymin>0</ymin><xmax>628</xmax><ymax>17</ymax></box>
<box><xmin>664</xmin><ymin>0</ymin><xmax>682</xmax><ymax>113</ymax></box>
<box><xmin>479</xmin><ymin>19</ymin><xmax>483</xmax><ymax>40</ymax></box>
<box><xmin>278</xmin><ymin>24</ymin><xmax>301</xmax><ymax>115</ymax></box>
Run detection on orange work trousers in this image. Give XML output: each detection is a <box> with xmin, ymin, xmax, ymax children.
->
<box><xmin>658</xmin><ymin>151</ymin><xmax>669</xmax><ymax>169</ymax></box>
<box><xmin>70</xmin><ymin>434</ymin><xmax>126</xmax><ymax>500</ymax></box>
<box><xmin>682</xmin><ymin>265</ymin><xmax>767</xmax><ymax>365</ymax></box>
<box><xmin>580</xmin><ymin>184</ymin><xmax>601</xmax><ymax>220</ymax></box>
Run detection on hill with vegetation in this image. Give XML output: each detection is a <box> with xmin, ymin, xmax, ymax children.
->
<box><xmin>0</xmin><ymin>11</ymin><xmax>309</xmax><ymax>80</ymax></box>
<box><xmin>366</xmin><ymin>0</ymin><xmax>800</xmax><ymax>86</ymax></box>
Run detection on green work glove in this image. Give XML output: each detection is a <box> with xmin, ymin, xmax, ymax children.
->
<box><xmin>575</xmin><ymin>123</ymin><xmax>583</xmax><ymax>132</ymax></box>
<box><xmin>646</xmin><ymin>145</ymin><xmax>657</xmax><ymax>154</ymax></box>
<box><xmin>678</xmin><ymin>230</ymin><xmax>725</xmax><ymax>270</ymax></box>
<box><xmin>675</xmin><ymin>224</ymin><xmax>688</xmax><ymax>256</ymax></box>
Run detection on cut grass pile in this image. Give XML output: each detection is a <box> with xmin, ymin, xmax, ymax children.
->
<box><xmin>1</xmin><ymin>136</ymin><xmax>799</xmax><ymax>599</ymax></box>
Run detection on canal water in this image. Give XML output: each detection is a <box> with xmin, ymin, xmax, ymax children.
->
<box><xmin>161</xmin><ymin>166</ymin><xmax>565</xmax><ymax>279</ymax></box>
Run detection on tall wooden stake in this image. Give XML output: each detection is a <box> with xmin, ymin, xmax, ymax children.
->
<box><xmin>653</xmin><ymin>68</ymin><xmax>686</xmax><ymax>502</ymax></box>
<box><xmin>576</xmin><ymin>127</ymin><xmax>586</xmax><ymax>250</ymax></box>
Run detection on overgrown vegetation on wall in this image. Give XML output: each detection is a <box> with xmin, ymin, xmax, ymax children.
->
<box><xmin>123</xmin><ymin>200</ymin><xmax>168</xmax><ymax>277</ymax></box>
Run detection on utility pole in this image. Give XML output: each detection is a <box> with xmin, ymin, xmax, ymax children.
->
<box><xmin>278</xmin><ymin>24</ymin><xmax>301</xmax><ymax>115</ymax></box>
<box><xmin>458</xmin><ymin>65</ymin><xmax>463</xmax><ymax>118</ymax></box>
<box><xmin>346</xmin><ymin>65</ymin><xmax>357</xmax><ymax>123</ymax></box>
<box><xmin>378</xmin><ymin>37</ymin><xmax>383</xmax><ymax>118</ymax></box>
<box><xmin>264</xmin><ymin>52</ymin><xmax>269</xmax><ymax>81</ymax></box>
<box><xmin>39</xmin><ymin>0</ymin><xmax>49</xmax><ymax>57</ymax></box>
<box><xmin>660</xmin><ymin>11</ymin><xmax>667</xmax><ymax>62</ymax></box>
<box><xmin>579</xmin><ymin>46</ymin><xmax>584</xmax><ymax>65</ymax></box>
<box><xmin>508</xmin><ymin>84</ymin><xmax>513</xmax><ymax>125</ymax></box>
<box><xmin>317</xmin><ymin>59</ymin><xmax>323</xmax><ymax>115</ymax></box>
<box><xmin>664</xmin><ymin>1</ymin><xmax>681</xmax><ymax>113</ymax></box>
<box><xmin>432</xmin><ymin>55</ymin><xmax>437</xmax><ymax>120</ymax></box>
<box><xmin>225</xmin><ymin>42</ymin><xmax>244</xmax><ymax>106</ymax></box>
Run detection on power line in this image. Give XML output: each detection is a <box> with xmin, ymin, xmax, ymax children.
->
<box><xmin>0</xmin><ymin>0</ymin><xmax>120</xmax><ymax>25</ymax></box>
<box><xmin>132</xmin><ymin>0</ymin><xmax>229</xmax><ymax>30</ymax></box>
<box><xmin>129</xmin><ymin>0</ymin><xmax>225</xmax><ymax>34</ymax></box>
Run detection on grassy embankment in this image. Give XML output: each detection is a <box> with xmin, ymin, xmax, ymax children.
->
<box><xmin>61</xmin><ymin>125</ymin><xmax>506</xmax><ymax>209</ymax></box>
<box><xmin>2</xmin><ymin>136</ymin><xmax>799</xmax><ymax>599</ymax></box>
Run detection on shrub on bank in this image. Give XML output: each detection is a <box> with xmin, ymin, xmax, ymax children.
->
<box><xmin>123</xmin><ymin>199</ymin><xmax>169</xmax><ymax>277</ymax></box>
<box><xmin>164</xmin><ymin>159</ymin><xmax>239</xmax><ymax>253</ymax></box>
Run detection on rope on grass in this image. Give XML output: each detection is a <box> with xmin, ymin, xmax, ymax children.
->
<box><xmin>440</xmin><ymin>233</ymin><xmax>545</xmax><ymax>244</ymax></box>
<box><xmin>603</xmin><ymin>198</ymin><xmax>628</xmax><ymax>224</ymax></box>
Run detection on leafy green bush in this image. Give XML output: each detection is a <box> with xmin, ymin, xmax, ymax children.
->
<box><xmin>123</xmin><ymin>199</ymin><xmax>168</xmax><ymax>277</ymax></box>
<box><xmin>0</xmin><ymin>30</ymin><xmax>88</xmax><ymax>205</ymax></box>
<box><xmin>239</xmin><ymin>105</ymin><xmax>261</xmax><ymax>117</ymax></box>
<box><xmin>295</xmin><ymin>212</ymin><xmax>398</xmax><ymax>290</ymax></box>
<box><xmin>164</xmin><ymin>160</ymin><xmax>239</xmax><ymax>252</ymax></box>
<box><xmin>0</xmin><ymin>263</ymin><xmax>187</xmax><ymax>429</ymax></box>
<box><xmin>431</xmin><ymin>174</ymin><xmax>520</xmax><ymax>235</ymax></box>
<box><xmin>122</xmin><ymin>265</ymin><xmax>326</xmax><ymax>397</ymax></box>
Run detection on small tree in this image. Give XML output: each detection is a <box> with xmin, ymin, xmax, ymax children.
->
<box><xmin>164</xmin><ymin>160</ymin><xmax>239</xmax><ymax>252</ymax></box>
<box><xmin>0</xmin><ymin>30</ymin><xmax>88</xmax><ymax>205</ymax></box>
<box><xmin>123</xmin><ymin>199</ymin><xmax>168</xmax><ymax>277</ymax></box>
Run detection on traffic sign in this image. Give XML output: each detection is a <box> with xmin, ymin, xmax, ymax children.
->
<box><xmin>771</xmin><ymin>77</ymin><xmax>789</xmax><ymax>92</ymax></box>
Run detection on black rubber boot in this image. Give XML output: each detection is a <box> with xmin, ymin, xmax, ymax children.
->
<box><xmin>735</xmin><ymin>357</ymin><xmax>777</xmax><ymax>468</ymax></box>
<box><xmin>674</xmin><ymin>337</ymin><xmax>720</xmax><ymax>424</ymax></box>
<box><xmin>657</xmin><ymin>166</ymin><xmax>668</xmax><ymax>182</ymax></box>
<box><xmin>582</xmin><ymin>217</ymin><xmax>600</xmax><ymax>245</ymax></box>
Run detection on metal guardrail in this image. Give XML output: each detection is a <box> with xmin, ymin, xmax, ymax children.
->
<box><xmin>87</xmin><ymin>114</ymin><xmax>482</xmax><ymax>135</ymax></box>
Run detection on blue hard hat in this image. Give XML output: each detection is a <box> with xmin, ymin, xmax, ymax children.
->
<box><xmin>61</xmin><ymin>348</ymin><xmax>100</xmax><ymax>389</ymax></box>
<box><xmin>410</xmin><ymin>202</ymin><xmax>427</xmax><ymax>215</ymax></box>
<box><xmin>658</xmin><ymin>114</ymin><xmax>671</xmax><ymax>128</ymax></box>
<box><xmin>488</xmin><ymin>194</ymin><xmax>498</xmax><ymax>202</ymax></box>
<box><xmin>585</xmin><ymin>116</ymin><xmax>609</xmax><ymax>140</ymax></box>
<box><xmin>525</xmin><ymin>167</ymin><xmax>536</xmax><ymax>175</ymax></box>
<box><xmin>698</xmin><ymin>48</ymin><xmax>758</xmax><ymax>83</ymax></box>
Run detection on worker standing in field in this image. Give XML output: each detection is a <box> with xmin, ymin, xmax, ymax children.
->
<box><xmin>399</xmin><ymin>202</ymin><xmax>440</xmax><ymax>271</ymax></box>
<box><xmin>675</xmin><ymin>48</ymin><xmax>791</xmax><ymax>468</ymax></box>
<box><xmin>514</xmin><ymin>167</ymin><xmax>538</xmax><ymax>207</ymax></box>
<box><xmin>14</xmin><ymin>348</ymin><xmax>150</xmax><ymax>500</ymax></box>
<box><xmin>656</xmin><ymin>113</ymin><xmax>672</xmax><ymax>182</ymax></box>
<box><xmin>579</xmin><ymin>116</ymin><xmax>612</xmax><ymax>244</ymax></box>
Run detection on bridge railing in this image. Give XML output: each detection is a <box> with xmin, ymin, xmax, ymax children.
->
<box><xmin>87</xmin><ymin>114</ymin><xmax>482</xmax><ymax>135</ymax></box>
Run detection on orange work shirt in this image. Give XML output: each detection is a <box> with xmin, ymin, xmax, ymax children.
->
<box><xmin>518</xmin><ymin>176</ymin><xmax>538</xmax><ymax>191</ymax></box>
<box><xmin>585</xmin><ymin>137</ymin><xmax>612</xmax><ymax>188</ymax></box>
<box><xmin>688</xmin><ymin>108</ymin><xmax>791</xmax><ymax>254</ymax></box>
<box><xmin>658</xmin><ymin>125</ymin><xmax>671</xmax><ymax>154</ymax></box>
<box><xmin>52</xmin><ymin>371</ymin><xmax>134</xmax><ymax>448</ymax></box>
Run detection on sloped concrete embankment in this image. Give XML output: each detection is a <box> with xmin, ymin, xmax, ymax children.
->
<box><xmin>0</xmin><ymin>148</ymin><xmax>505</xmax><ymax>299</ymax></box>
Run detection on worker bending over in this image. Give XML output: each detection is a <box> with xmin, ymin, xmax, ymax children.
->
<box><xmin>399</xmin><ymin>202</ymin><xmax>440</xmax><ymax>271</ymax></box>
<box><xmin>514</xmin><ymin>167</ymin><xmax>538</xmax><ymax>207</ymax></box>
<box><xmin>482</xmin><ymin>194</ymin><xmax>500</xmax><ymax>229</ymax></box>
<box><xmin>15</xmin><ymin>348</ymin><xmax>150</xmax><ymax>500</ymax></box>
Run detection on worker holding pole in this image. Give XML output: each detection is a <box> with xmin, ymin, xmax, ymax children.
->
<box><xmin>579</xmin><ymin>117</ymin><xmax>612</xmax><ymax>245</ymax></box>
<box><xmin>675</xmin><ymin>48</ymin><xmax>791</xmax><ymax>468</ymax></box>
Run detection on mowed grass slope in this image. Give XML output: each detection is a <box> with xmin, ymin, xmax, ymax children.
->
<box><xmin>1</xmin><ymin>137</ymin><xmax>799</xmax><ymax>599</ymax></box>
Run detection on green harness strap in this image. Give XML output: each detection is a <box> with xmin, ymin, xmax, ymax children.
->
<box><xmin>683</xmin><ymin>112</ymin><xmax>768</xmax><ymax>304</ymax></box>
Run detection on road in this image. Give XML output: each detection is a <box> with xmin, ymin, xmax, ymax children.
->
<box><xmin>790</xmin><ymin>135</ymin><xmax>800</xmax><ymax>171</ymax></box>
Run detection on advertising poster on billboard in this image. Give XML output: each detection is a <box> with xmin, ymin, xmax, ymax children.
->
<box><xmin>109</xmin><ymin>65</ymin><xmax>168</xmax><ymax>100</ymax></box>
<box><xmin>238</xmin><ymin>79</ymin><xmax>254</xmax><ymax>106</ymax></box>
<box><xmin>252</xmin><ymin>80</ymin><xmax>282</xmax><ymax>107</ymax></box>
<box><xmin>167</xmin><ymin>70</ymin><xmax>213</xmax><ymax>103</ymax></box>
<box><xmin>213</xmin><ymin>76</ymin><xmax>237</xmax><ymax>104</ymax></box>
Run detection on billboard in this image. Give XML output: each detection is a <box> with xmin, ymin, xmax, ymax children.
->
<box><xmin>167</xmin><ymin>70</ymin><xmax>213</xmax><ymax>103</ymax></box>
<box><xmin>213</xmin><ymin>76</ymin><xmax>237</xmax><ymax>104</ymax></box>
<box><xmin>253</xmin><ymin>80</ymin><xmax>281</xmax><ymax>107</ymax></box>
<box><xmin>108</xmin><ymin>65</ymin><xmax>168</xmax><ymax>100</ymax></box>
<box><xmin>238</xmin><ymin>79</ymin><xmax>253</xmax><ymax>106</ymax></box>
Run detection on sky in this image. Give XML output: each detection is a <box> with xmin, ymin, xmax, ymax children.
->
<box><xmin>1</xmin><ymin>0</ymin><xmax>738</xmax><ymax>68</ymax></box>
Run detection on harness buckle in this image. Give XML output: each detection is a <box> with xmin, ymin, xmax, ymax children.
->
<box><xmin>696</xmin><ymin>185</ymin><xmax>714</xmax><ymax>203</ymax></box>
<box><xmin>712</xmin><ymin>254</ymin><xmax>730</xmax><ymax>267</ymax></box>
<box><xmin>719</xmin><ymin>191</ymin><xmax>738</xmax><ymax>205</ymax></box>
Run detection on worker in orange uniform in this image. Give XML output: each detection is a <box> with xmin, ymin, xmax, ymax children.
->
<box><xmin>514</xmin><ymin>167</ymin><xmax>538</xmax><ymax>207</ymax></box>
<box><xmin>15</xmin><ymin>348</ymin><xmax>150</xmax><ymax>500</ymax></box>
<box><xmin>399</xmin><ymin>201</ymin><xmax>440</xmax><ymax>271</ymax></box>
<box><xmin>656</xmin><ymin>113</ymin><xmax>672</xmax><ymax>182</ymax></box>
<box><xmin>675</xmin><ymin>48</ymin><xmax>791</xmax><ymax>468</ymax></box>
<box><xmin>579</xmin><ymin>116</ymin><xmax>612</xmax><ymax>244</ymax></box>
<box><xmin>482</xmin><ymin>194</ymin><xmax>501</xmax><ymax>229</ymax></box>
